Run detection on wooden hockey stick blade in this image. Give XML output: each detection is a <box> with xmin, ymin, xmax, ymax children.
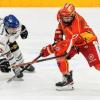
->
<box><xmin>7</xmin><ymin>55</ymin><xmax>41</xmax><ymax>83</ymax></box>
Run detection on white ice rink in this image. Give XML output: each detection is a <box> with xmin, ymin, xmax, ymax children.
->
<box><xmin>0</xmin><ymin>7</ymin><xmax>100</xmax><ymax>100</ymax></box>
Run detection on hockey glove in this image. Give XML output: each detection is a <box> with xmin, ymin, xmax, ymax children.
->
<box><xmin>0</xmin><ymin>58</ymin><xmax>11</xmax><ymax>73</ymax></box>
<box><xmin>41</xmin><ymin>44</ymin><xmax>54</xmax><ymax>57</ymax></box>
<box><xmin>20</xmin><ymin>25</ymin><xmax>28</xmax><ymax>39</ymax></box>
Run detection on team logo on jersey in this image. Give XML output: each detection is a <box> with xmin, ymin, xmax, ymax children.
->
<box><xmin>55</xmin><ymin>46</ymin><xmax>60</xmax><ymax>51</ymax></box>
<box><xmin>88</xmin><ymin>54</ymin><xmax>96</xmax><ymax>62</ymax></box>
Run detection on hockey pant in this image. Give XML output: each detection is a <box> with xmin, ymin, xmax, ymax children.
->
<box><xmin>5</xmin><ymin>41</ymin><xmax>24</xmax><ymax>66</ymax></box>
<box><xmin>67</xmin><ymin>41</ymin><xmax>100</xmax><ymax>70</ymax></box>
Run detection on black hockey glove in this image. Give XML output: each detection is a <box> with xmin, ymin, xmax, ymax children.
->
<box><xmin>0</xmin><ymin>58</ymin><xmax>11</xmax><ymax>73</ymax></box>
<box><xmin>20</xmin><ymin>25</ymin><xmax>28</xmax><ymax>39</ymax></box>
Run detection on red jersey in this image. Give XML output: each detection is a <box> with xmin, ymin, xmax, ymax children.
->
<box><xmin>55</xmin><ymin>12</ymin><xmax>97</xmax><ymax>47</ymax></box>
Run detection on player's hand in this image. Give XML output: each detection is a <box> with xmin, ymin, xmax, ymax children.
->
<box><xmin>41</xmin><ymin>44</ymin><xmax>54</xmax><ymax>57</ymax></box>
<box><xmin>20</xmin><ymin>25</ymin><xmax>28</xmax><ymax>39</ymax></box>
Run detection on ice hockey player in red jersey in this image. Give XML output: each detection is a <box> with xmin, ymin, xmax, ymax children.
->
<box><xmin>40</xmin><ymin>3</ymin><xmax>100</xmax><ymax>90</ymax></box>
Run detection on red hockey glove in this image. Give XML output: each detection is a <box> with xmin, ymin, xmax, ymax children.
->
<box><xmin>41</xmin><ymin>44</ymin><xmax>54</xmax><ymax>57</ymax></box>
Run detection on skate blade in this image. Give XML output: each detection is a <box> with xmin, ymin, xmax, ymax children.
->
<box><xmin>56</xmin><ymin>84</ymin><xmax>74</xmax><ymax>91</ymax></box>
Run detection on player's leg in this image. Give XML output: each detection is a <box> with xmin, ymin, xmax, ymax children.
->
<box><xmin>5</xmin><ymin>44</ymin><xmax>23</xmax><ymax>78</ymax></box>
<box><xmin>9</xmin><ymin>41</ymin><xmax>35</xmax><ymax>72</ymax></box>
<box><xmin>54</xmin><ymin>41</ymin><xmax>74</xmax><ymax>90</ymax></box>
<box><xmin>67</xmin><ymin>46</ymin><xmax>79</xmax><ymax>60</ymax></box>
<box><xmin>55</xmin><ymin>58</ymin><xmax>74</xmax><ymax>90</ymax></box>
<box><xmin>80</xmin><ymin>41</ymin><xmax>100</xmax><ymax>70</ymax></box>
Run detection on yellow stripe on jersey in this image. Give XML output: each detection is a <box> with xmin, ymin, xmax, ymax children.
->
<box><xmin>80</xmin><ymin>32</ymin><xmax>96</xmax><ymax>43</ymax></box>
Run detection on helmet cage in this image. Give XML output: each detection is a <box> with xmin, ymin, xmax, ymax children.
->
<box><xmin>57</xmin><ymin>3</ymin><xmax>75</xmax><ymax>23</ymax></box>
<box><xmin>6</xmin><ymin>27</ymin><xmax>20</xmax><ymax>35</ymax></box>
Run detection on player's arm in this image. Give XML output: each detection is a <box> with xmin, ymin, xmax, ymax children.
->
<box><xmin>40</xmin><ymin>24</ymin><xmax>63</xmax><ymax>57</ymax></box>
<box><xmin>20</xmin><ymin>24</ymin><xmax>28</xmax><ymax>39</ymax></box>
<box><xmin>40</xmin><ymin>39</ymin><xmax>73</xmax><ymax>57</ymax></box>
<box><xmin>40</xmin><ymin>34</ymin><xmax>73</xmax><ymax>57</ymax></box>
<box><xmin>54</xmin><ymin>24</ymin><xmax>64</xmax><ymax>43</ymax></box>
<box><xmin>80</xmin><ymin>17</ymin><xmax>97</xmax><ymax>43</ymax></box>
<box><xmin>40</xmin><ymin>23</ymin><xmax>74</xmax><ymax>57</ymax></box>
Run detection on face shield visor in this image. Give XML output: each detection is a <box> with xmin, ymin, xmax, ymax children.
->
<box><xmin>58</xmin><ymin>4</ymin><xmax>76</xmax><ymax>25</ymax></box>
<box><xmin>5</xmin><ymin>25</ymin><xmax>21</xmax><ymax>35</ymax></box>
<box><xmin>62</xmin><ymin>16</ymin><xmax>74</xmax><ymax>23</ymax></box>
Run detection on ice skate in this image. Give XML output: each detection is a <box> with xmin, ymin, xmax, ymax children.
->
<box><xmin>13</xmin><ymin>67</ymin><xmax>23</xmax><ymax>78</ymax></box>
<box><xmin>56</xmin><ymin>71</ymin><xmax>74</xmax><ymax>91</ymax></box>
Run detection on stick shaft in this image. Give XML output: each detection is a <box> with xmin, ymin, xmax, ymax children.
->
<box><xmin>13</xmin><ymin>55</ymin><xmax>41</xmax><ymax>67</ymax></box>
<box><xmin>36</xmin><ymin>53</ymin><xmax>67</xmax><ymax>63</ymax></box>
<box><xmin>14</xmin><ymin>53</ymin><xmax>67</xmax><ymax>67</ymax></box>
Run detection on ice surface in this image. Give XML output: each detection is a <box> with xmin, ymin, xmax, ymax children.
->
<box><xmin>0</xmin><ymin>8</ymin><xmax>100</xmax><ymax>100</ymax></box>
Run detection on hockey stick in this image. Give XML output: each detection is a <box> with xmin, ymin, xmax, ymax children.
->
<box><xmin>35</xmin><ymin>53</ymin><xmax>67</xmax><ymax>63</ymax></box>
<box><xmin>12</xmin><ymin>53</ymin><xmax>67</xmax><ymax>68</ymax></box>
<box><xmin>7</xmin><ymin>52</ymin><xmax>67</xmax><ymax>83</ymax></box>
<box><xmin>7</xmin><ymin>54</ymin><xmax>41</xmax><ymax>83</ymax></box>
